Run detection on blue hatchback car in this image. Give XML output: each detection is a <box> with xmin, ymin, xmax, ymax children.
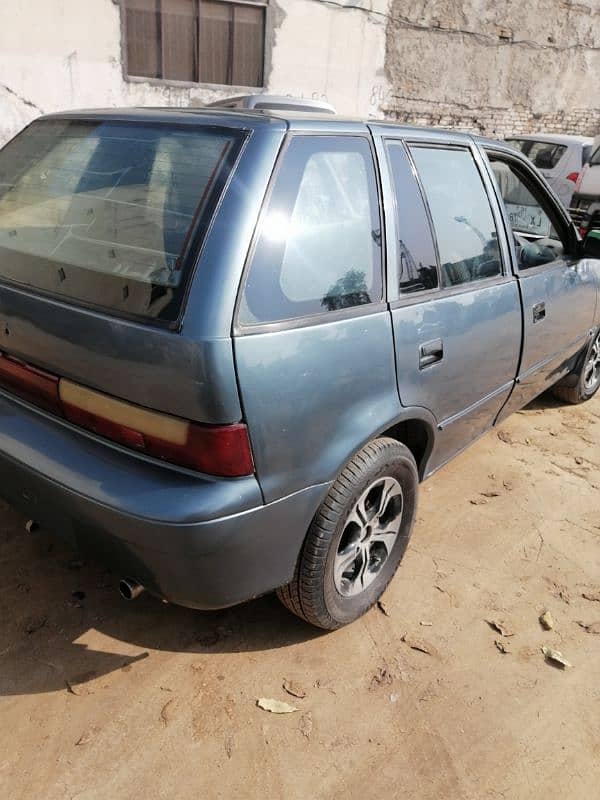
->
<box><xmin>0</xmin><ymin>103</ymin><xmax>599</xmax><ymax>628</ymax></box>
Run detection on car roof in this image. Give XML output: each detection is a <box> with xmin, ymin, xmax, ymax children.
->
<box><xmin>504</xmin><ymin>132</ymin><xmax>594</xmax><ymax>146</ymax></box>
<box><xmin>38</xmin><ymin>106</ymin><xmax>481</xmax><ymax>140</ymax></box>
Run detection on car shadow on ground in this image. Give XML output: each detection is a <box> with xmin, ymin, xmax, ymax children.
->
<box><xmin>0</xmin><ymin>391</ymin><xmax>565</xmax><ymax>698</ymax></box>
<box><xmin>0</xmin><ymin>513</ymin><xmax>322</xmax><ymax>697</ymax></box>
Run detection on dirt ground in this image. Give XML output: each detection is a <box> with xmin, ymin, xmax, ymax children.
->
<box><xmin>1</xmin><ymin>393</ymin><xmax>600</xmax><ymax>800</ymax></box>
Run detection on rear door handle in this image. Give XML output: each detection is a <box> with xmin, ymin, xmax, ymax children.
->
<box><xmin>419</xmin><ymin>338</ymin><xmax>444</xmax><ymax>369</ymax></box>
<box><xmin>533</xmin><ymin>302</ymin><xmax>546</xmax><ymax>323</ymax></box>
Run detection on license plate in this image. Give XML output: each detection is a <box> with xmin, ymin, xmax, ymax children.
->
<box><xmin>506</xmin><ymin>203</ymin><xmax>551</xmax><ymax>236</ymax></box>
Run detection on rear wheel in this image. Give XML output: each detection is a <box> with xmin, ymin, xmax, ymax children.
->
<box><xmin>552</xmin><ymin>331</ymin><xmax>600</xmax><ymax>404</ymax></box>
<box><xmin>277</xmin><ymin>437</ymin><xmax>418</xmax><ymax>630</ymax></box>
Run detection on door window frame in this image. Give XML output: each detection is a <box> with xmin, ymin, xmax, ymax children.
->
<box><xmin>234</xmin><ymin>131</ymin><xmax>388</xmax><ymax>335</ymax></box>
<box><xmin>381</xmin><ymin>137</ymin><xmax>513</xmax><ymax>309</ymax></box>
<box><xmin>481</xmin><ymin>145</ymin><xmax>580</xmax><ymax>277</ymax></box>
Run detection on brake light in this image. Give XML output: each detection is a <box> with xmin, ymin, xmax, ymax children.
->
<box><xmin>566</xmin><ymin>172</ymin><xmax>579</xmax><ymax>183</ymax></box>
<box><xmin>0</xmin><ymin>355</ymin><xmax>254</xmax><ymax>477</ymax></box>
<box><xmin>0</xmin><ymin>354</ymin><xmax>62</xmax><ymax>414</ymax></box>
<box><xmin>59</xmin><ymin>379</ymin><xmax>254</xmax><ymax>476</ymax></box>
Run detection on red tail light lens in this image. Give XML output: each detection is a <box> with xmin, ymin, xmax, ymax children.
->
<box><xmin>0</xmin><ymin>354</ymin><xmax>254</xmax><ymax>477</ymax></box>
<box><xmin>0</xmin><ymin>354</ymin><xmax>62</xmax><ymax>414</ymax></box>
<box><xmin>566</xmin><ymin>172</ymin><xmax>579</xmax><ymax>184</ymax></box>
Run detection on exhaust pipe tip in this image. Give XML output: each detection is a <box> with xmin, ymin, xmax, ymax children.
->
<box><xmin>119</xmin><ymin>578</ymin><xmax>145</xmax><ymax>601</ymax></box>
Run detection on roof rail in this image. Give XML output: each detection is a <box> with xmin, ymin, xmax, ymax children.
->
<box><xmin>204</xmin><ymin>94</ymin><xmax>336</xmax><ymax>115</ymax></box>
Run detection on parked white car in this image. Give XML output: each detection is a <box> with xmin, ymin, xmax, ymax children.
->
<box><xmin>570</xmin><ymin>135</ymin><xmax>600</xmax><ymax>236</ymax></box>
<box><xmin>505</xmin><ymin>133</ymin><xmax>593</xmax><ymax>208</ymax></box>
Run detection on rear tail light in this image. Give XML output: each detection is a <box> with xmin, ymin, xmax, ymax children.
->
<box><xmin>566</xmin><ymin>172</ymin><xmax>579</xmax><ymax>184</ymax></box>
<box><xmin>0</xmin><ymin>355</ymin><xmax>254</xmax><ymax>477</ymax></box>
<box><xmin>0</xmin><ymin>354</ymin><xmax>62</xmax><ymax>414</ymax></box>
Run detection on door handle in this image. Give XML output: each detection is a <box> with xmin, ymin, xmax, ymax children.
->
<box><xmin>419</xmin><ymin>338</ymin><xmax>444</xmax><ymax>369</ymax></box>
<box><xmin>532</xmin><ymin>302</ymin><xmax>546</xmax><ymax>323</ymax></box>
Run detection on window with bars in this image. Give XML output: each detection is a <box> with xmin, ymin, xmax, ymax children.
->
<box><xmin>124</xmin><ymin>0</ymin><xmax>266</xmax><ymax>87</ymax></box>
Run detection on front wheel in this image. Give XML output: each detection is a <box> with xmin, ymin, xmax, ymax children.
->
<box><xmin>552</xmin><ymin>330</ymin><xmax>600</xmax><ymax>404</ymax></box>
<box><xmin>277</xmin><ymin>437</ymin><xmax>418</xmax><ymax>630</ymax></box>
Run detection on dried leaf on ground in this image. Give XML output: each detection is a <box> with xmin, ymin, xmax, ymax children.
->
<box><xmin>376</xmin><ymin>599</ymin><xmax>391</xmax><ymax>616</ymax></box>
<box><xmin>497</xmin><ymin>431</ymin><xmax>513</xmax><ymax>444</ymax></box>
<box><xmin>420</xmin><ymin>621</ymin><xmax>433</xmax><ymax>627</ymax></box>
<box><xmin>539</xmin><ymin>610</ymin><xmax>554</xmax><ymax>630</ymax></box>
<box><xmin>160</xmin><ymin>697</ymin><xmax>176</xmax><ymax>726</ymax></box>
<box><xmin>503</xmin><ymin>480</ymin><xmax>514</xmax><ymax>491</ymax></box>
<box><xmin>256</xmin><ymin>698</ymin><xmax>298</xmax><ymax>714</ymax></box>
<box><xmin>75</xmin><ymin>730</ymin><xmax>94</xmax><ymax>746</ymax></box>
<box><xmin>470</xmin><ymin>498</ymin><xmax>488</xmax><ymax>505</ymax></box>
<box><xmin>299</xmin><ymin>712</ymin><xmax>313</xmax><ymax>739</ymax></box>
<box><xmin>582</xmin><ymin>590</ymin><xmax>600</xmax><ymax>602</ymax></box>
<box><xmin>494</xmin><ymin>639</ymin><xmax>510</xmax><ymax>654</ymax></box>
<box><xmin>283</xmin><ymin>679</ymin><xmax>306</xmax><ymax>699</ymax></box>
<box><xmin>575</xmin><ymin>456</ymin><xmax>584</xmax><ymax>465</ymax></box>
<box><xmin>485</xmin><ymin>619</ymin><xmax>514</xmax><ymax>637</ymax></box>
<box><xmin>370</xmin><ymin>666</ymin><xmax>394</xmax><ymax>689</ymax></box>
<box><xmin>481</xmin><ymin>491</ymin><xmax>500</xmax><ymax>498</ymax></box>
<box><xmin>576</xmin><ymin>620</ymin><xmax>600</xmax><ymax>635</ymax></box>
<box><xmin>401</xmin><ymin>634</ymin><xmax>431</xmax><ymax>655</ymax></box>
<box><xmin>542</xmin><ymin>646</ymin><xmax>572</xmax><ymax>669</ymax></box>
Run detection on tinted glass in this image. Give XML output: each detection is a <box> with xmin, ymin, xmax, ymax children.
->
<box><xmin>505</xmin><ymin>139</ymin><xmax>529</xmax><ymax>154</ymax></box>
<box><xmin>526</xmin><ymin>141</ymin><xmax>567</xmax><ymax>170</ymax></box>
<box><xmin>582</xmin><ymin>144</ymin><xmax>592</xmax><ymax>165</ymax></box>
<box><xmin>489</xmin><ymin>156</ymin><xmax>564</xmax><ymax>269</ymax></box>
<box><xmin>241</xmin><ymin>136</ymin><xmax>382</xmax><ymax>325</ymax></box>
<box><xmin>386</xmin><ymin>141</ymin><xmax>438</xmax><ymax>293</ymax></box>
<box><xmin>409</xmin><ymin>147</ymin><xmax>501</xmax><ymax>288</ymax></box>
<box><xmin>590</xmin><ymin>146</ymin><xmax>600</xmax><ymax>166</ymax></box>
<box><xmin>0</xmin><ymin>119</ymin><xmax>242</xmax><ymax>321</ymax></box>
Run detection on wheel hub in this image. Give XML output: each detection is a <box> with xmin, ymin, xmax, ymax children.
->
<box><xmin>584</xmin><ymin>334</ymin><xmax>600</xmax><ymax>392</ymax></box>
<box><xmin>333</xmin><ymin>476</ymin><xmax>404</xmax><ymax>597</ymax></box>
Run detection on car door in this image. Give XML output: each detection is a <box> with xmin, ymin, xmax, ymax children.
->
<box><xmin>376</xmin><ymin>134</ymin><xmax>522</xmax><ymax>472</ymax></box>
<box><xmin>482</xmin><ymin>145</ymin><xmax>597</xmax><ymax>418</ymax></box>
<box><xmin>234</xmin><ymin>131</ymin><xmax>401</xmax><ymax>503</ymax></box>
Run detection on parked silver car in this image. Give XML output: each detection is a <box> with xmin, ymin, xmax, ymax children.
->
<box><xmin>505</xmin><ymin>133</ymin><xmax>594</xmax><ymax>208</ymax></box>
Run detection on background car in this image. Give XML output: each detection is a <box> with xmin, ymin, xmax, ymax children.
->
<box><xmin>505</xmin><ymin>133</ymin><xmax>593</xmax><ymax>208</ymax></box>
<box><xmin>570</xmin><ymin>135</ymin><xmax>600</xmax><ymax>237</ymax></box>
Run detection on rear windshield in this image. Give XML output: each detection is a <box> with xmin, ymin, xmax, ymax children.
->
<box><xmin>0</xmin><ymin>119</ymin><xmax>244</xmax><ymax>323</ymax></box>
<box><xmin>505</xmin><ymin>139</ymin><xmax>566</xmax><ymax>169</ymax></box>
<box><xmin>590</xmin><ymin>146</ymin><xmax>600</xmax><ymax>166</ymax></box>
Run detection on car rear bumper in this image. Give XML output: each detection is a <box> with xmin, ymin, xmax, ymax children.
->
<box><xmin>0</xmin><ymin>391</ymin><xmax>326</xmax><ymax>609</ymax></box>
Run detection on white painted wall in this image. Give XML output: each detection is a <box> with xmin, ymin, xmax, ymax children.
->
<box><xmin>0</xmin><ymin>0</ymin><xmax>391</xmax><ymax>145</ymax></box>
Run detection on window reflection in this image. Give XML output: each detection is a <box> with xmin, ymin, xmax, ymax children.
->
<box><xmin>410</xmin><ymin>147</ymin><xmax>502</xmax><ymax>288</ymax></box>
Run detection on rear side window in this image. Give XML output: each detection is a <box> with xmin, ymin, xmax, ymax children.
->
<box><xmin>526</xmin><ymin>141</ymin><xmax>567</xmax><ymax>170</ymax></box>
<box><xmin>385</xmin><ymin>141</ymin><xmax>439</xmax><ymax>293</ymax></box>
<box><xmin>409</xmin><ymin>146</ymin><xmax>502</xmax><ymax>288</ymax></box>
<box><xmin>506</xmin><ymin>139</ymin><xmax>567</xmax><ymax>170</ymax></box>
<box><xmin>0</xmin><ymin>119</ymin><xmax>243</xmax><ymax>322</ymax></box>
<box><xmin>240</xmin><ymin>135</ymin><xmax>382</xmax><ymax>325</ymax></box>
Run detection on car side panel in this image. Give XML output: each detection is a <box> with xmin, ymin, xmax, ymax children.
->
<box><xmin>234</xmin><ymin>311</ymin><xmax>402</xmax><ymax>503</ymax></box>
<box><xmin>392</xmin><ymin>280</ymin><xmax>522</xmax><ymax>470</ymax></box>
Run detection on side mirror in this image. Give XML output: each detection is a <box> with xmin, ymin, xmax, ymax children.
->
<box><xmin>583</xmin><ymin>229</ymin><xmax>600</xmax><ymax>259</ymax></box>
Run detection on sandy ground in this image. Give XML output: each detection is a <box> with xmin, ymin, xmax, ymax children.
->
<box><xmin>1</xmin><ymin>393</ymin><xmax>600</xmax><ymax>800</ymax></box>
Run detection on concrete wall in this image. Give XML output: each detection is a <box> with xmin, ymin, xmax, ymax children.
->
<box><xmin>383</xmin><ymin>0</ymin><xmax>600</xmax><ymax>137</ymax></box>
<box><xmin>0</xmin><ymin>0</ymin><xmax>598</xmax><ymax>147</ymax></box>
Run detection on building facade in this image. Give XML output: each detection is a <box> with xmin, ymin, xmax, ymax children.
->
<box><xmin>0</xmin><ymin>0</ymin><xmax>598</xmax><ymax>146</ymax></box>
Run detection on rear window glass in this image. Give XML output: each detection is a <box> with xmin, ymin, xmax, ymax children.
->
<box><xmin>0</xmin><ymin>119</ymin><xmax>243</xmax><ymax>322</ymax></box>
<box><xmin>240</xmin><ymin>135</ymin><xmax>382</xmax><ymax>325</ymax></box>
<box><xmin>505</xmin><ymin>139</ymin><xmax>566</xmax><ymax>169</ymax></box>
<box><xmin>590</xmin><ymin>146</ymin><xmax>600</xmax><ymax>166</ymax></box>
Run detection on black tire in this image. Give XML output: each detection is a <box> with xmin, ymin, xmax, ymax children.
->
<box><xmin>552</xmin><ymin>330</ymin><xmax>600</xmax><ymax>405</ymax></box>
<box><xmin>277</xmin><ymin>437</ymin><xmax>418</xmax><ymax>630</ymax></box>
